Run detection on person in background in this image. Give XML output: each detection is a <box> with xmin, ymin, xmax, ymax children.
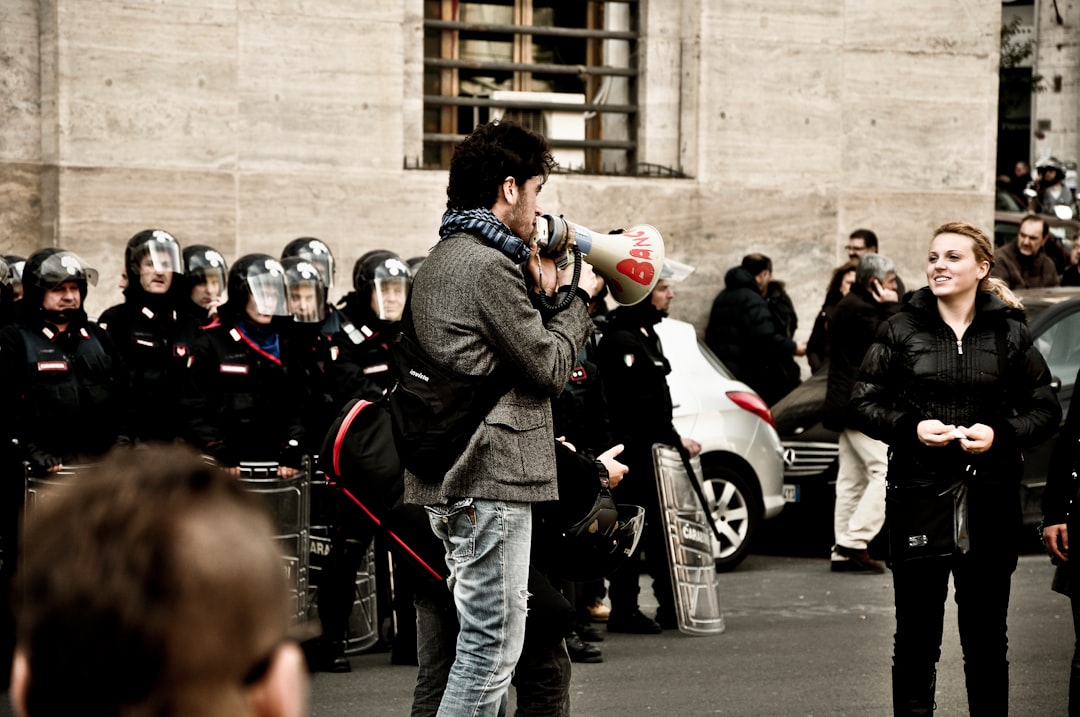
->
<box><xmin>846</xmin><ymin>228</ymin><xmax>879</xmax><ymax>261</ymax></box>
<box><xmin>1041</xmin><ymin>356</ymin><xmax>1080</xmax><ymax>716</ymax></box>
<box><xmin>598</xmin><ymin>263</ymin><xmax>701</xmax><ymax>634</ymax></box>
<box><xmin>182</xmin><ymin>254</ymin><xmax>305</xmax><ymax>478</ymax></box>
<box><xmin>99</xmin><ymin>229</ymin><xmax>200</xmax><ymax>444</ymax></box>
<box><xmin>182</xmin><ymin>245</ymin><xmax>229</xmax><ymax>326</ymax></box>
<box><xmin>2</xmin><ymin>255</ymin><xmax>25</xmax><ymax>302</ymax></box>
<box><xmin>851</xmin><ymin>221</ymin><xmax>1060</xmax><ymax>715</ymax></box>
<box><xmin>705</xmin><ymin>253</ymin><xmax>807</xmax><ymax>406</ymax></box>
<box><xmin>991</xmin><ymin>214</ymin><xmax>1060</xmax><ymax>290</ymax></box>
<box><xmin>822</xmin><ymin>254</ymin><xmax>900</xmax><ymax>573</ymax></box>
<box><xmin>336</xmin><ymin>250</ymin><xmax>412</xmax><ymax>401</ymax></box>
<box><xmin>9</xmin><ymin>444</ymin><xmax>310</xmax><ymax>717</ymax></box>
<box><xmin>1062</xmin><ymin>240</ymin><xmax>1080</xmax><ymax>287</ymax></box>
<box><xmin>0</xmin><ymin>248</ymin><xmax>126</xmax><ymax>475</ymax></box>
<box><xmin>806</xmin><ymin>259</ymin><xmax>859</xmax><ymax>374</ymax></box>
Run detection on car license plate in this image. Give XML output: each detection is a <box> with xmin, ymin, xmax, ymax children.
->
<box><xmin>783</xmin><ymin>484</ymin><xmax>800</xmax><ymax>503</ymax></box>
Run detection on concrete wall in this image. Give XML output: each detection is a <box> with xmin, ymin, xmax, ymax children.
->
<box><xmin>1032</xmin><ymin>0</ymin><xmax>1080</xmax><ymax>169</ymax></box>
<box><xmin>1</xmin><ymin>0</ymin><xmax>1002</xmax><ymax>346</ymax></box>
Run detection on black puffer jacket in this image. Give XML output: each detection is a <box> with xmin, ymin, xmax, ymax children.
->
<box><xmin>821</xmin><ymin>282</ymin><xmax>899</xmax><ymax>431</ymax></box>
<box><xmin>704</xmin><ymin>266</ymin><xmax>797</xmax><ymax>405</ymax></box>
<box><xmin>851</xmin><ymin>287</ymin><xmax>1059</xmax><ymax>488</ymax></box>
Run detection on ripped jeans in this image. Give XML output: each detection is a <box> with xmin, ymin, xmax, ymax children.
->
<box><xmin>426</xmin><ymin>498</ymin><xmax>532</xmax><ymax>717</ymax></box>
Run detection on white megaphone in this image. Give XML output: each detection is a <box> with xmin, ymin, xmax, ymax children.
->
<box><xmin>532</xmin><ymin>214</ymin><xmax>665</xmax><ymax>306</ymax></box>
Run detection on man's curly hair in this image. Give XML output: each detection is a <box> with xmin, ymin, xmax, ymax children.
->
<box><xmin>446</xmin><ymin>120</ymin><xmax>556</xmax><ymax>210</ymax></box>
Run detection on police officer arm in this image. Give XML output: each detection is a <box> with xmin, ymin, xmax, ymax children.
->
<box><xmin>180</xmin><ymin>332</ymin><xmax>237</xmax><ymax>468</ymax></box>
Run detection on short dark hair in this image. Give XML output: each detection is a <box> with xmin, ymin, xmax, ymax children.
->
<box><xmin>15</xmin><ymin>445</ymin><xmax>292</xmax><ymax>717</ymax></box>
<box><xmin>445</xmin><ymin>120</ymin><xmax>556</xmax><ymax>211</ymax></box>
<box><xmin>741</xmin><ymin>253</ymin><xmax>772</xmax><ymax>276</ymax></box>
<box><xmin>1020</xmin><ymin>213</ymin><xmax>1049</xmax><ymax>238</ymax></box>
<box><xmin>849</xmin><ymin>228</ymin><xmax>879</xmax><ymax>250</ymax></box>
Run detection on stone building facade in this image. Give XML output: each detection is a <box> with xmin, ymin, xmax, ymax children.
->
<box><xmin>1</xmin><ymin>1</ymin><xmax>1001</xmax><ymax>335</ymax></box>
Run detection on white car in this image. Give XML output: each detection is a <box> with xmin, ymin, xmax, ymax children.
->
<box><xmin>654</xmin><ymin>318</ymin><xmax>787</xmax><ymax>571</ymax></box>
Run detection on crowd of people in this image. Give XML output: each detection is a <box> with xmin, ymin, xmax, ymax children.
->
<box><xmin>5</xmin><ymin>121</ymin><xmax>1080</xmax><ymax>717</ymax></box>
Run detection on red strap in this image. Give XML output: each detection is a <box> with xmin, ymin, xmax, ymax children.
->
<box><xmin>332</xmin><ymin>399</ymin><xmax>371</xmax><ymax>478</ymax></box>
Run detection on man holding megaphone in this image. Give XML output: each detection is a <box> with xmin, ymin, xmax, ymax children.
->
<box><xmin>403</xmin><ymin>119</ymin><xmax>605</xmax><ymax>716</ymax></box>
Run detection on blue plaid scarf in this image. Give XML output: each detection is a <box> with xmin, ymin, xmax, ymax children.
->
<box><xmin>439</xmin><ymin>207</ymin><xmax>531</xmax><ymax>264</ymax></box>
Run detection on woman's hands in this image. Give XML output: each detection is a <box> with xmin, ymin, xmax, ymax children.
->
<box><xmin>916</xmin><ymin>419</ymin><xmax>994</xmax><ymax>454</ymax></box>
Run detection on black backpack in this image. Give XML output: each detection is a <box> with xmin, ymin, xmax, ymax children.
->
<box><xmin>385</xmin><ymin>303</ymin><xmax>509</xmax><ymax>483</ymax></box>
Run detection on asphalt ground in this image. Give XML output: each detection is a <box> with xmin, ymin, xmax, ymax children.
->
<box><xmin>1</xmin><ymin>552</ymin><xmax>1070</xmax><ymax>716</ymax></box>
<box><xmin>305</xmin><ymin>552</ymin><xmax>1071</xmax><ymax>716</ymax></box>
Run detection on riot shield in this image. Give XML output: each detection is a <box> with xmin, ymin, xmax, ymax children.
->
<box><xmin>653</xmin><ymin>443</ymin><xmax>725</xmax><ymax>636</ymax></box>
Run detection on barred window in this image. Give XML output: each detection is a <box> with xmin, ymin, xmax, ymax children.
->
<box><xmin>422</xmin><ymin>0</ymin><xmax>640</xmax><ymax>175</ymax></box>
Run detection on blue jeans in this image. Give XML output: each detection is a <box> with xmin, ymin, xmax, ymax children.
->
<box><xmin>426</xmin><ymin>499</ymin><xmax>532</xmax><ymax>717</ymax></box>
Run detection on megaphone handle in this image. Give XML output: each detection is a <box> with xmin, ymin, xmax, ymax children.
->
<box><xmin>536</xmin><ymin>245</ymin><xmax>583</xmax><ymax>313</ymax></box>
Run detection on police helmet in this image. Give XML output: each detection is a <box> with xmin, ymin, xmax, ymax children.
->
<box><xmin>226</xmin><ymin>254</ymin><xmax>289</xmax><ymax>319</ymax></box>
<box><xmin>282</xmin><ymin>256</ymin><xmax>327</xmax><ymax>323</ymax></box>
<box><xmin>124</xmin><ymin>229</ymin><xmax>183</xmax><ymax>296</ymax></box>
<box><xmin>352</xmin><ymin>250</ymin><xmax>411</xmax><ymax>322</ymax></box>
<box><xmin>282</xmin><ymin>237</ymin><xmax>335</xmax><ymax>290</ymax></box>
<box><xmin>23</xmin><ymin>248</ymin><xmax>99</xmax><ymax>307</ymax></box>
<box><xmin>552</xmin><ymin>501</ymin><xmax>645</xmax><ymax>583</ymax></box>
<box><xmin>2</xmin><ymin>255</ymin><xmax>25</xmax><ymax>299</ymax></box>
<box><xmin>1038</xmin><ymin>158</ymin><xmax>1066</xmax><ymax>186</ymax></box>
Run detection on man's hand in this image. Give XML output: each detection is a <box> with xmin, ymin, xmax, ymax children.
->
<box><xmin>562</xmin><ymin>258</ymin><xmax>605</xmax><ymax>299</ymax></box>
<box><xmin>528</xmin><ymin>245</ymin><xmax>561</xmax><ymax>296</ymax></box>
<box><xmin>1044</xmin><ymin>523</ymin><xmax>1069</xmax><ymax>563</ymax></box>
<box><xmin>681</xmin><ymin>436</ymin><xmax>702</xmax><ymax>458</ymax></box>
<box><xmin>597</xmin><ymin>443</ymin><xmax>628</xmax><ymax>489</ymax></box>
<box><xmin>870</xmin><ymin>278</ymin><xmax>899</xmax><ymax>304</ymax></box>
<box><xmin>793</xmin><ymin>339</ymin><xmax>808</xmax><ymax>357</ymax></box>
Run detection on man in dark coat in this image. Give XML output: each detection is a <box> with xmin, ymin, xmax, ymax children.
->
<box><xmin>704</xmin><ymin>253</ymin><xmax>806</xmax><ymax>405</ymax></box>
<box><xmin>821</xmin><ymin>253</ymin><xmax>900</xmax><ymax>572</ymax></box>
<box><xmin>991</xmin><ymin>214</ymin><xmax>1060</xmax><ymax>289</ymax></box>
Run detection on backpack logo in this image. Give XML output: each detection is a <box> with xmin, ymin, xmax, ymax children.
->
<box><xmin>409</xmin><ymin>368</ymin><xmax>430</xmax><ymax>382</ymax></box>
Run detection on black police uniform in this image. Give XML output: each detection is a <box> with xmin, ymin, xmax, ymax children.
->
<box><xmin>596</xmin><ymin>299</ymin><xmax>681</xmax><ymax>630</ymax></box>
<box><xmin>0</xmin><ymin>309</ymin><xmax>126</xmax><ymax>474</ymax></box>
<box><xmin>99</xmin><ymin>296</ymin><xmax>199</xmax><ymax>444</ymax></box>
<box><xmin>182</xmin><ymin>315</ymin><xmax>306</xmax><ymax>468</ymax></box>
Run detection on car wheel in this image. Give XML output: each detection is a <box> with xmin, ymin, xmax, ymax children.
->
<box><xmin>701</xmin><ymin>464</ymin><xmax>758</xmax><ymax>572</ymax></box>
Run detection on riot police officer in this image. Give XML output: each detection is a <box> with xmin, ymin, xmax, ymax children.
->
<box><xmin>336</xmin><ymin>250</ymin><xmax>411</xmax><ymax>400</ymax></box>
<box><xmin>182</xmin><ymin>254</ymin><xmax>305</xmax><ymax>477</ymax></box>
<box><xmin>312</xmin><ymin>249</ymin><xmax>414</xmax><ymax>671</ymax></box>
<box><xmin>181</xmin><ymin>244</ymin><xmax>228</xmax><ymax>326</ymax></box>
<box><xmin>99</xmin><ymin>229</ymin><xmax>200</xmax><ymax>444</ymax></box>
<box><xmin>0</xmin><ymin>248</ymin><xmax>125</xmax><ymax>474</ymax></box>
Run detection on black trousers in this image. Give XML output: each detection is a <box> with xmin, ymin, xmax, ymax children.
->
<box><xmin>607</xmin><ymin>445</ymin><xmax>675</xmax><ymax>618</ymax></box>
<box><xmin>891</xmin><ymin>547</ymin><xmax>1017</xmax><ymax>715</ymax></box>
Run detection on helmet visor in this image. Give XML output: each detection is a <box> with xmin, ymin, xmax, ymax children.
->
<box><xmin>285</xmin><ymin>261</ymin><xmax>327</xmax><ymax>323</ymax></box>
<box><xmin>136</xmin><ymin>236</ymin><xmax>183</xmax><ymax>275</ymax></box>
<box><xmin>371</xmin><ymin>276</ymin><xmax>410</xmax><ymax>322</ymax></box>
<box><xmin>35</xmin><ymin>251</ymin><xmax>99</xmax><ymax>290</ymax></box>
<box><xmin>246</xmin><ymin>260</ymin><xmax>289</xmax><ymax>317</ymax></box>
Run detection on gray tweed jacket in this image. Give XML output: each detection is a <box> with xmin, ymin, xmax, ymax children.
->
<box><xmin>403</xmin><ymin>231</ymin><xmax>594</xmax><ymax>506</ymax></box>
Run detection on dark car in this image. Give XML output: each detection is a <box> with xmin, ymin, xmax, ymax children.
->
<box><xmin>769</xmin><ymin>287</ymin><xmax>1080</xmax><ymax>551</ymax></box>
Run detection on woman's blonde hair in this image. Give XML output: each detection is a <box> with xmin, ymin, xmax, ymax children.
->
<box><xmin>932</xmin><ymin>221</ymin><xmax>1023</xmax><ymax>309</ymax></box>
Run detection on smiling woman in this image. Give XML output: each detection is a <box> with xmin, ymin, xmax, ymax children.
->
<box><xmin>850</xmin><ymin>221</ymin><xmax>1061</xmax><ymax>714</ymax></box>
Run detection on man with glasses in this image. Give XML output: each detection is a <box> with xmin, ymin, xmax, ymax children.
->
<box><xmin>846</xmin><ymin>228</ymin><xmax>879</xmax><ymax>260</ymax></box>
<box><xmin>991</xmin><ymin>214</ymin><xmax>1060</xmax><ymax>289</ymax></box>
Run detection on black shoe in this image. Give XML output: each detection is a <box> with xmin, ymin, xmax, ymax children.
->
<box><xmin>310</xmin><ymin>641</ymin><xmax>352</xmax><ymax>673</ymax></box>
<box><xmin>577</xmin><ymin>623</ymin><xmax>605</xmax><ymax>642</ymax></box>
<box><xmin>565</xmin><ymin>632</ymin><xmax>603</xmax><ymax>663</ymax></box>
<box><xmin>654</xmin><ymin>607</ymin><xmax>678</xmax><ymax>630</ymax></box>
<box><xmin>607</xmin><ymin>609</ymin><xmax>662</xmax><ymax>634</ymax></box>
<box><xmin>834</xmin><ymin>545</ymin><xmax>885</xmax><ymax>574</ymax></box>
